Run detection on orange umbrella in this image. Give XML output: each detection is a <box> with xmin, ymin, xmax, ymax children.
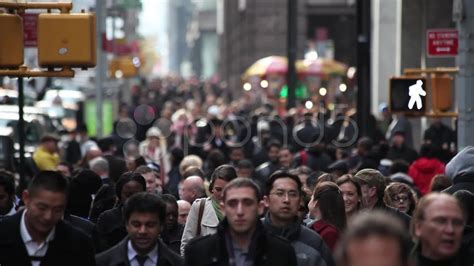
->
<box><xmin>242</xmin><ymin>56</ymin><xmax>306</xmax><ymax>80</ymax></box>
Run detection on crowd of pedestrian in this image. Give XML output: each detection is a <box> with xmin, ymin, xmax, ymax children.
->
<box><xmin>0</xmin><ymin>76</ymin><xmax>472</xmax><ymax>265</ymax></box>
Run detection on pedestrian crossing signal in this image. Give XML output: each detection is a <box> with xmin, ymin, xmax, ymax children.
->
<box><xmin>0</xmin><ymin>14</ymin><xmax>24</xmax><ymax>69</ymax></box>
<box><xmin>389</xmin><ymin>77</ymin><xmax>427</xmax><ymax>115</ymax></box>
<box><xmin>37</xmin><ymin>13</ymin><xmax>96</xmax><ymax>68</ymax></box>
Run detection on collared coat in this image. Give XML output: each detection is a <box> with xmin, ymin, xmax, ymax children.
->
<box><xmin>0</xmin><ymin>211</ymin><xmax>96</xmax><ymax>266</ymax></box>
<box><xmin>180</xmin><ymin>197</ymin><xmax>219</xmax><ymax>256</ymax></box>
<box><xmin>95</xmin><ymin>237</ymin><xmax>183</xmax><ymax>266</ymax></box>
<box><xmin>183</xmin><ymin>220</ymin><xmax>297</xmax><ymax>266</ymax></box>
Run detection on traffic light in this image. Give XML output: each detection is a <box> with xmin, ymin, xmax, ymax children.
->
<box><xmin>0</xmin><ymin>14</ymin><xmax>24</xmax><ymax>69</ymax></box>
<box><xmin>37</xmin><ymin>13</ymin><xmax>96</xmax><ymax>68</ymax></box>
<box><xmin>431</xmin><ymin>75</ymin><xmax>453</xmax><ymax>112</ymax></box>
<box><xmin>389</xmin><ymin>77</ymin><xmax>427</xmax><ymax>115</ymax></box>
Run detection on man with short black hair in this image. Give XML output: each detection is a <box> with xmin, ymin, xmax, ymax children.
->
<box><xmin>0</xmin><ymin>170</ymin><xmax>16</xmax><ymax>220</ymax></box>
<box><xmin>160</xmin><ymin>194</ymin><xmax>184</xmax><ymax>254</ymax></box>
<box><xmin>96</xmin><ymin>192</ymin><xmax>183</xmax><ymax>266</ymax></box>
<box><xmin>0</xmin><ymin>171</ymin><xmax>96</xmax><ymax>266</ymax></box>
<box><xmin>255</xmin><ymin>140</ymin><xmax>282</xmax><ymax>183</ymax></box>
<box><xmin>262</xmin><ymin>170</ymin><xmax>335</xmax><ymax>266</ymax></box>
<box><xmin>184</xmin><ymin>178</ymin><xmax>297</xmax><ymax>266</ymax></box>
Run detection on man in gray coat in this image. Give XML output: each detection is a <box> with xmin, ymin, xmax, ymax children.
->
<box><xmin>262</xmin><ymin>170</ymin><xmax>335</xmax><ymax>266</ymax></box>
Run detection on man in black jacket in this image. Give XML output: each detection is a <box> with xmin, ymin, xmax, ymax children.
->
<box><xmin>184</xmin><ymin>178</ymin><xmax>297</xmax><ymax>266</ymax></box>
<box><xmin>0</xmin><ymin>171</ymin><xmax>96</xmax><ymax>266</ymax></box>
<box><xmin>96</xmin><ymin>192</ymin><xmax>183</xmax><ymax>266</ymax></box>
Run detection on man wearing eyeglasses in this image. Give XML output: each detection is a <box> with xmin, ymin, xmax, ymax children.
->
<box><xmin>262</xmin><ymin>171</ymin><xmax>335</xmax><ymax>266</ymax></box>
<box><xmin>411</xmin><ymin>193</ymin><xmax>474</xmax><ymax>266</ymax></box>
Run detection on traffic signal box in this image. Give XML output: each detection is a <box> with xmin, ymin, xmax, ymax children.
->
<box><xmin>390</xmin><ymin>77</ymin><xmax>427</xmax><ymax>114</ymax></box>
<box><xmin>431</xmin><ymin>75</ymin><xmax>453</xmax><ymax>112</ymax></box>
<box><xmin>38</xmin><ymin>13</ymin><xmax>96</xmax><ymax>68</ymax></box>
<box><xmin>0</xmin><ymin>14</ymin><xmax>24</xmax><ymax>68</ymax></box>
<box><xmin>390</xmin><ymin>74</ymin><xmax>453</xmax><ymax>115</ymax></box>
<box><xmin>108</xmin><ymin>57</ymin><xmax>138</xmax><ymax>78</ymax></box>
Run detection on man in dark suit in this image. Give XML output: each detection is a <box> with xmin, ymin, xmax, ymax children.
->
<box><xmin>184</xmin><ymin>178</ymin><xmax>297</xmax><ymax>266</ymax></box>
<box><xmin>0</xmin><ymin>171</ymin><xmax>96</xmax><ymax>266</ymax></box>
<box><xmin>96</xmin><ymin>192</ymin><xmax>183</xmax><ymax>266</ymax></box>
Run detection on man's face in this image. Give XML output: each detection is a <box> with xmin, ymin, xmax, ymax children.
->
<box><xmin>267</xmin><ymin>146</ymin><xmax>280</xmax><ymax>164</ymax></box>
<box><xmin>120</xmin><ymin>181</ymin><xmax>145</xmax><ymax>204</ymax></box>
<box><xmin>223</xmin><ymin>187</ymin><xmax>263</xmax><ymax>235</ymax></box>
<box><xmin>177</xmin><ymin>201</ymin><xmax>191</xmax><ymax>225</ymax></box>
<box><xmin>43</xmin><ymin>140</ymin><xmax>58</xmax><ymax>153</ymax></box>
<box><xmin>278</xmin><ymin>149</ymin><xmax>293</xmax><ymax>168</ymax></box>
<box><xmin>392</xmin><ymin>134</ymin><xmax>405</xmax><ymax>147</ymax></box>
<box><xmin>0</xmin><ymin>186</ymin><xmax>13</xmax><ymax>215</ymax></box>
<box><xmin>126</xmin><ymin>212</ymin><xmax>161</xmax><ymax>255</ymax></box>
<box><xmin>346</xmin><ymin>235</ymin><xmax>403</xmax><ymax>266</ymax></box>
<box><xmin>360</xmin><ymin>184</ymin><xmax>375</xmax><ymax>208</ymax></box>
<box><xmin>143</xmin><ymin>172</ymin><xmax>157</xmax><ymax>193</ymax></box>
<box><xmin>265</xmin><ymin>177</ymin><xmax>300</xmax><ymax>225</ymax></box>
<box><xmin>23</xmin><ymin>189</ymin><xmax>66</xmax><ymax>239</ymax></box>
<box><xmin>415</xmin><ymin>197</ymin><xmax>465</xmax><ymax>260</ymax></box>
<box><xmin>237</xmin><ymin>168</ymin><xmax>252</xmax><ymax>178</ymax></box>
<box><xmin>229</xmin><ymin>148</ymin><xmax>244</xmax><ymax>163</ymax></box>
<box><xmin>165</xmin><ymin>203</ymin><xmax>178</xmax><ymax>230</ymax></box>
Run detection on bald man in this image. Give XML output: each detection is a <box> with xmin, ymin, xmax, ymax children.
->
<box><xmin>179</xmin><ymin>176</ymin><xmax>206</xmax><ymax>204</ymax></box>
<box><xmin>177</xmin><ymin>200</ymin><xmax>191</xmax><ymax>225</ymax></box>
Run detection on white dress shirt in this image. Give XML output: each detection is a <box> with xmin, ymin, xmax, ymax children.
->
<box><xmin>127</xmin><ymin>240</ymin><xmax>158</xmax><ymax>266</ymax></box>
<box><xmin>20</xmin><ymin>211</ymin><xmax>56</xmax><ymax>266</ymax></box>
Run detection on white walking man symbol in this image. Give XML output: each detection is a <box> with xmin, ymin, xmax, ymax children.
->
<box><xmin>408</xmin><ymin>80</ymin><xmax>426</xmax><ymax>110</ymax></box>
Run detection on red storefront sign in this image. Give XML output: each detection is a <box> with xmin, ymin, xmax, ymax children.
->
<box><xmin>427</xmin><ymin>29</ymin><xmax>458</xmax><ymax>57</ymax></box>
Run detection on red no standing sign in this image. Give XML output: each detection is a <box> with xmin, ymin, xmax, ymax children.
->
<box><xmin>21</xmin><ymin>13</ymin><xmax>39</xmax><ymax>47</ymax></box>
<box><xmin>427</xmin><ymin>29</ymin><xmax>458</xmax><ymax>57</ymax></box>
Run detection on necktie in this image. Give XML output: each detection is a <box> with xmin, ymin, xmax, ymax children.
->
<box><xmin>135</xmin><ymin>255</ymin><xmax>148</xmax><ymax>266</ymax></box>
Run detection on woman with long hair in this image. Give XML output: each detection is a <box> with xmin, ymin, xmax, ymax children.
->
<box><xmin>336</xmin><ymin>174</ymin><xmax>362</xmax><ymax>221</ymax></box>
<box><xmin>309</xmin><ymin>181</ymin><xmax>347</xmax><ymax>251</ymax></box>
<box><xmin>180</xmin><ymin>164</ymin><xmax>238</xmax><ymax>256</ymax></box>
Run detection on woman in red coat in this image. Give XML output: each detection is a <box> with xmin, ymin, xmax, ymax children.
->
<box><xmin>408</xmin><ymin>144</ymin><xmax>445</xmax><ymax>195</ymax></box>
<box><xmin>308</xmin><ymin>181</ymin><xmax>347</xmax><ymax>251</ymax></box>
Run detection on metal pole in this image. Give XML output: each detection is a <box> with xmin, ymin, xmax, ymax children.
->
<box><xmin>95</xmin><ymin>0</ymin><xmax>106</xmax><ymax>138</ymax></box>
<box><xmin>455</xmin><ymin>0</ymin><xmax>474</xmax><ymax>149</ymax></box>
<box><xmin>356</xmin><ymin>0</ymin><xmax>371</xmax><ymax>138</ymax></box>
<box><xmin>286</xmin><ymin>0</ymin><xmax>297</xmax><ymax>110</ymax></box>
<box><xmin>17</xmin><ymin>77</ymin><xmax>26</xmax><ymax>192</ymax></box>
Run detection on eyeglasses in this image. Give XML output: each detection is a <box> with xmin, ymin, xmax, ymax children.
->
<box><xmin>270</xmin><ymin>190</ymin><xmax>300</xmax><ymax>199</ymax></box>
<box><xmin>392</xmin><ymin>195</ymin><xmax>409</xmax><ymax>202</ymax></box>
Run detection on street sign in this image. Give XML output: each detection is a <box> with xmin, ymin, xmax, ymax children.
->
<box><xmin>427</xmin><ymin>29</ymin><xmax>458</xmax><ymax>57</ymax></box>
<box><xmin>22</xmin><ymin>13</ymin><xmax>39</xmax><ymax>47</ymax></box>
<box><xmin>389</xmin><ymin>77</ymin><xmax>427</xmax><ymax>115</ymax></box>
